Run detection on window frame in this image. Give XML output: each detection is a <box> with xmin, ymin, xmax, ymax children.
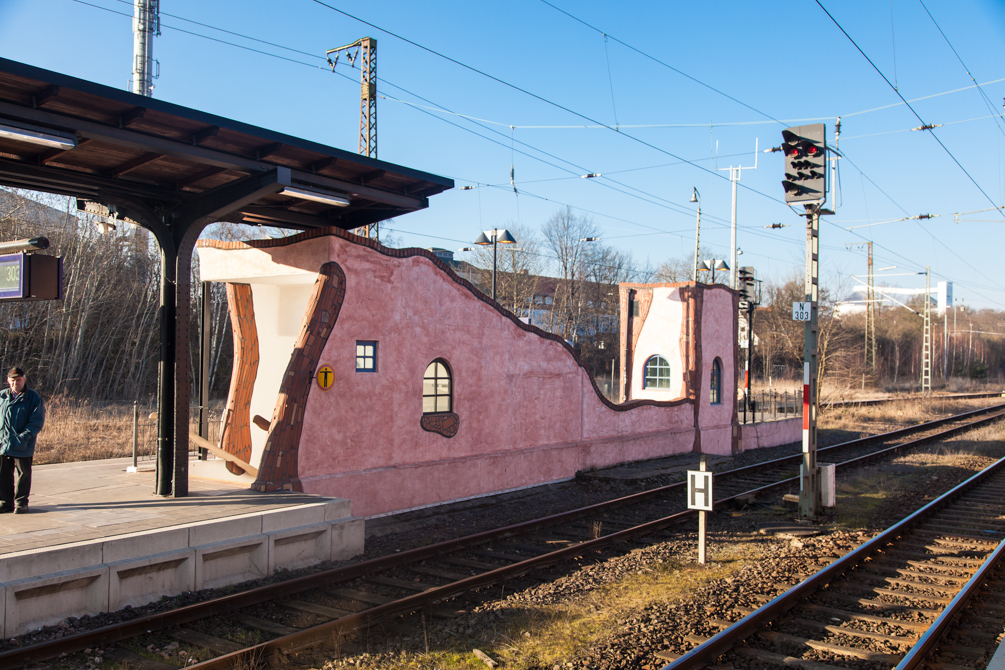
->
<box><xmin>710</xmin><ymin>357</ymin><xmax>722</xmax><ymax>404</ymax></box>
<box><xmin>643</xmin><ymin>355</ymin><xmax>672</xmax><ymax>390</ymax></box>
<box><xmin>422</xmin><ymin>359</ymin><xmax>453</xmax><ymax>414</ymax></box>
<box><xmin>355</xmin><ymin>340</ymin><xmax>377</xmax><ymax>372</ymax></box>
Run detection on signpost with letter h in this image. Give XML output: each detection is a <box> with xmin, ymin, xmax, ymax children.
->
<box><xmin>687</xmin><ymin>455</ymin><xmax>713</xmax><ymax>564</ymax></box>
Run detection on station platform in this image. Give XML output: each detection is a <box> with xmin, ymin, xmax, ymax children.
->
<box><xmin>0</xmin><ymin>456</ymin><xmax>364</xmax><ymax>638</ymax></box>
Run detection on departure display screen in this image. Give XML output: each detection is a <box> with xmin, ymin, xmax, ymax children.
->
<box><xmin>0</xmin><ymin>254</ymin><xmax>25</xmax><ymax>300</ymax></box>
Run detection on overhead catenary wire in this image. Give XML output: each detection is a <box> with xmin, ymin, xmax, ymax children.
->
<box><xmin>538</xmin><ymin>0</ymin><xmax>785</xmax><ymax>127</ymax></box>
<box><xmin>815</xmin><ymin>0</ymin><xmax>1005</xmax><ymax>221</ymax></box>
<box><xmin>68</xmin><ymin>0</ymin><xmax>999</xmax><ymax>232</ymax></box>
<box><xmin>77</xmin><ymin>0</ymin><xmax>770</xmax><ymax>250</ymax></box>
<box><xmin>57</xmin><ymin>0</ymin><xmax>1005</xmax><ymax>304</ymax></box>
<box><xmin>384</xmin><ymin>77</ymin><xmax>1005</xmax><ymax>130</ymax></box>
<box><xmin>66</xmin><ymin>0</ymin><xmax>738</xmax><ymax>239</ymax></box>
<box><xmin>307</xmin><ymin>0</ymin><xmax>789</xmax><ymax>207</ymax></box>
<box><xmin>918</xmin><ymin>0</ymin><xmax>1005</xmax><ymax>139</ymax></box>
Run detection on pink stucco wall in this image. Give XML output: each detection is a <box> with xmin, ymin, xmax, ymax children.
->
<box><xmin>199</xmin><ymin>233</ymin><xmax>796</xmax><ymax>517</ymax></box>
<box><xmin>740</xmin><ymin>418</ymin><xmax>801</xmax><ymax>451</ymax></box>
<box><xmin>294</xmin><ymin>238</ymin><xmax>702</xmax><ymax>515</ymax></box>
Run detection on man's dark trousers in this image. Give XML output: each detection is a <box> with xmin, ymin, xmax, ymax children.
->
<box><xmin>0</xmin><ymin>455</ymin><xmax>32</xmax><ymax>509</ymax></box>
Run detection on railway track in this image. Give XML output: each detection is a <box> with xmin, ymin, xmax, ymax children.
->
<box><xmin>664</xmin><ymin>451</ymin><xmax>1005</xmax><ymax>670</ymax></box>
<box><xmin>5</xmin><ymin>403</ymin><xmax>1005</xmax><ymax>670</ymax></box>
<box><xmin>824</xmin><ymin>390</ymin><xmax>1005</xmax><ymax>410</ymax></box>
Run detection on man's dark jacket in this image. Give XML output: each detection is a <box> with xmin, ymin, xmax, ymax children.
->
<box><xmin>0</xmin><ymin>387</ymin><xmax>45</xmax><ymax>458</ymax></box>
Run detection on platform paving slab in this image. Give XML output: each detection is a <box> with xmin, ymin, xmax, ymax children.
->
<box><xmin>0</xmin><ymin>456</ymin><xmax>364</xmax><ymax>637</ymax></box>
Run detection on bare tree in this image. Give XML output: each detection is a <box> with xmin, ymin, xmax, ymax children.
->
<box><xmin>652</xmin><ymin>245</ymin><xmax>719</xmax><ymax>284</ymax></box>
<box><xmin>541</xmin><ymin>207</ymin><xmax>600</xmax><ymax>342</ymax></box>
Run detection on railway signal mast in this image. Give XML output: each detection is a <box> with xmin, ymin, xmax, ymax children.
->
<box><xmin>781</xmin><ymin>123</ymin><xmax>831</xmax><ymax>520</ymax></box>
<box><xmin>327</xmin><ymin>37</ymin><xmax>379</xmax><ymax>240</ymax></box>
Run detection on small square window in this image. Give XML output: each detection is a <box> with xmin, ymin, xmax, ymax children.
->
<box><xmin>356</xmin><ymin>341</ymin><xmax>377</xmax><ymax>372</ymax></box>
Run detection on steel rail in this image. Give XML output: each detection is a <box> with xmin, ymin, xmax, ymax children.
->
<box><xmin>893</xmin><ymin>535</ymin><xmax>1005</xmax><ymax>670</ymax></box>
<box><xmin>188</xmin><ymin>408</ymin><xmax>1005</xmax><ymax>670</ymax></box>
<box><xmin>824</xmin><ymin>390</ymin><xmax>1004</xmax><ymax>408</ymax></box>
<box><xmin>1</xmin><ymin>403</ymin><xmax>1002</xmax><ymax>669</ymax></box>
<box><xmin>662</xmin><ymin>454</ymin><xmax>1005</xmax><ymax>670</ymax></box>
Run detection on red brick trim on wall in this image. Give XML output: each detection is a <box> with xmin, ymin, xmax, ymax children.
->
<box><xmin>731</xmin><ymin>291</ymin><xmax>741</xmax><ymax>454</ymax></box>
<box><xmin>688</xmin><ymin>287</ymin><xmax>704</xmax><ymax>453</ymax></box>
<box><xmin>219</xmin><ymin>283</ymin><xmax>258</xmax><ymax>475</ymax></box>
<box><xmin>619</xmin><ymin>289</ymin><xmax>631</xmax><ymax>402</ymax></box>
<box><xmin>251</xmin><ymin>261</ymin><xmax>346</xmax><ymax>492</ymax></box>
<box><xmin>199</xmin><ymin>231</ymin><xmax>690</xmax><ymax>412</ymax></box>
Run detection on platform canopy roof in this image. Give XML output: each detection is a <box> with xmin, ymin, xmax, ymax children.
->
<box><xmin>0</xmin><ymin>57</ymin><xmax>452</xmax><ymax>230</ymax></box>
<box><xmin>0</xmin><ymin>58</ymin><xmax>455</xmax><ymax>498</ymax></box>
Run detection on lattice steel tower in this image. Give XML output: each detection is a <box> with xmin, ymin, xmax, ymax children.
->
<box><xmin>327</xmin><ymin>37</ymin><xmax>378</xmax><ymax>239</ymax></box>
<box><xmin>847</xmin><ymin>242</ymin><xmax>877</xmax><ymax>375</ymax></box>
<box><xmin>130</xmin><ymin>0</ymin><xmax>160</xmax><ymax>97</ymax></box>
<box><xmin>922</xmin><ymin>266</ymin><xmax>932</xmax><ymax>393</ymax></box>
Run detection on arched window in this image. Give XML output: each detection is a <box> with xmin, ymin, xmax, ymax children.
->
<box><xmin>710</xmin><ymin>358</ymin><xmax>722</xmax><ymax>404</ymax></box>
<box><xmin>643</xmin><ymin>355</ymin><xmax>671</xmax><ymax>389</ymax></box>
<box><xmin>422</xmin><ymin>359</ymin><xmax>452</xmax><ymax>413</ymax></box>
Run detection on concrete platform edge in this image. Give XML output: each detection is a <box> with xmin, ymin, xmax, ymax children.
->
<box><xmin>0</xmin><ymin>499</ymin><xmax>364</xmax><ymax>637</ymax></box>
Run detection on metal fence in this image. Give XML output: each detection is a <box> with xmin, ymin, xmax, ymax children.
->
<box><xmin>130</xmin><ymin>403</ymin><xmax>224</xmax><ymax>466</ymax></box>
<box><xmin>738</xmin><ymin>389</ymin><xmax>804</xmax><ymax>425</ymax></box>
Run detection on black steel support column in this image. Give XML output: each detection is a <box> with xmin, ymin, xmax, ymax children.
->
<box><xmin>168</xmin><ymin>166</ymin><xmax>289</xmax><ymax>497</ymax></box>
<box><xmin>91</xmin><ymin>167</ymin><xmax>288</xmax><ymax>498</ymax></box>
<box><xmin>156</xmin><ymin>243</ymin><xmax>176</xmax><ymax>495</ymax></box>
<box><xmin>197</xmin><ymin>281</ymin><xmax>210</xmax><ymax>460</ymax></box>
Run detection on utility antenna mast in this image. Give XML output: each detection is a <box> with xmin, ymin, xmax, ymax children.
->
<box><xmin>716</xmin><ymin>139</ymin><xmax>758</xmax><ymax>289</ymax></box>
<box><xmin>327</xmin><ymin>37</ymin><xmax>379</xmax><ymax>240</ymax></box>
<box><xmin>130</xmin><ymin>0</ymin><xmax>160</xmax><ymax>97</ymax></box>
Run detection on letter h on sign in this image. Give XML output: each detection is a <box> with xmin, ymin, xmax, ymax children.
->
<box><xmin>687</xmin><ymin>470</ymin><xmax>713</xmax><ymax>511</ymax></box>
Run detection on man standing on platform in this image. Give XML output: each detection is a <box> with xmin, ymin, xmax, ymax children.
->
<box><xmin>0</xmin><ymin>366</ymin><xmax>45</xmax><ymax>514</ymax></box>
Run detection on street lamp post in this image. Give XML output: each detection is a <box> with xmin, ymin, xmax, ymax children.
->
<box><xmin>690</xmin><ymin>188</ymin><xmax>701</xmax><ymax>281</ymax></box>
<box><xmin>474</xmin><ymin>228</ymin><xmax>517</xmax><ymax>301</ymax></box>
<box><xmin>697</xmin><ymin>259</ymin><xmax>729</xmax><ymax>285</ymax></box>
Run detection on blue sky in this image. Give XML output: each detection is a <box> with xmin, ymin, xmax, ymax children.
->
<box><xmin>1</xmin><ymin>0</ymin><xmax>1004</xmax><ymax>309</ymax></box>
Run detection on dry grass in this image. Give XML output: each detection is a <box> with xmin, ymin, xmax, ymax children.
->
<box><xmin>324</xmin><ymin>539</ymin><xmax>769</xmax><ymax>670</ymax></box>
<box><xmin>31</xmin><ymin>396</ymin><xmax>223</xmax><ymax>465</ymax></box>
<box><xmin>818</xmin><ymin>397</ymin><xmax>994</xmax><ymax>434</ymax></box>
<box><xmin>33</xmin><ymin>397</ymin><xmax>147</xmax><ymax>465</ymax></box>
<box><xmin>834</xmin><ymin>425</ymin><xmax>1005</xmax><ymax>529</ymax></box>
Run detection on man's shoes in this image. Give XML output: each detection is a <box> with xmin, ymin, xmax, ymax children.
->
<box><xmin>0</xmin><ymin>506</ymin><xmax>13</xmax><ymax>514</ymax></box>
<box><xmin>13</xmin><ymin>506</ymin><xmax>27</xmax><ymax>514</ymax></box>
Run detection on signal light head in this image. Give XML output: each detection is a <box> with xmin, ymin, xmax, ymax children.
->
<box><xmin>780</xmin><ymin>124</ymin><xmax>827</xmax><ymax>204</ymax></box>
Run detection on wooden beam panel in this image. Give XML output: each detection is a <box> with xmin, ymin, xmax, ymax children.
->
<box><xmin>118</xmin><ymin>106</ymin><xmax>146</xmax><ymax>128</ymax></box>
<box><xmin>359</xmin><ymin>169</ymin><xmax>385</xmax><ymax>185</ymax></box>
<box><xmin>175</xmin><ymin>165</ymin><xmax>228</xmax><ymax>189</ymax></box>
<box><xmin>109</xmin><ymin>151</ymin><xmax>161</xmax><ymax>177</ymax></box>
<box><xmin>256</xmin><ymin>142</ymin><xmax>282</xmax><ymax>160</ymax></box>
<box><xmin>32</xmin><ymin>84</ymin><xmax>60</xmax><ymax>108</ymax></box>
<box><xmin>191</xmin><ymin>125</ymin><xmax>219</xmax><ymax>145</ymax></box>
<box><xmin>38</xmin><ymin>137</ymin><xmax>92</xmax><ymax>164</ymax></box>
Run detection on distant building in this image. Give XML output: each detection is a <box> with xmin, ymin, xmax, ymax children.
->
<box><xmin>836</xmin><ymin>280</ymin><xmax>953</xmax><ymax>316</ymax></box>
